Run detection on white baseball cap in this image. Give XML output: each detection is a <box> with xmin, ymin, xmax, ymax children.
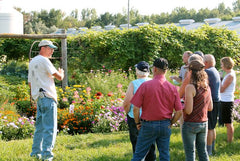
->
<box><xmin>38</xmin><ymin>40</ymin><xmax>57</xmax><ymax>49</ymax></box>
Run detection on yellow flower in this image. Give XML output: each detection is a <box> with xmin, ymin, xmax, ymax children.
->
<box><xmin>83</xmin><ymin>90</ymin><xmax>86</xmax><ymax>93</ymax></box>
<box><xmin>65</xmin><ymin>86</ymin><xmax>70</xmax><ymax>90</ymax></box>
<box><xmin>73</xmin><ymin>85</ymin><xmax>81</xmax><ymax>88</ymax></box>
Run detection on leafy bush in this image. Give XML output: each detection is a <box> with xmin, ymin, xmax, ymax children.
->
<box><xmin>0</xmin><ymin>60</ymin><xmax>29</xmax><ymax>78</ymax></box>
<box><xmin>233</xmin><ymin>99</ymin><xmax>240</xmax><ymax>122</ymax></box>
<box><xmin>58</xmin><ymin>105</ymin><xmax>95</xmax><ymax>135</ymax></box>
<box><xmin>15</xmin><ymin>100</ymin><xmax>36</xmax><ymax>117</ymax></box>
<box><xmin>68</xmin><ymin>68</ymin><xmax>134</xmax><ymax>99</ymax></box>
<box><xmin>1</xmin><ymin>25</ymin><xmax>239</xmax><ymax>71</ymax></box>
<box><xmin>92</xmin><ymin>106</ymin><xmax>127</xmax><ymax>133</ymax></box>
<box><xmin>0</xmin><ymin>38</ymin><xmax>34</xmax><ymax>61</ymax></box>
<box><xmin>0</xmin><ymin>75</ymin><xmax>29</xmax><ymax>103</ymax></box>
<box><xmin>0</xmin><ymin>116</ymin><xmax>35</xmax><ymax>141</ymax></box>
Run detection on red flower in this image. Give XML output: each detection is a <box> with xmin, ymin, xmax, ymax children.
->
<box><xmin>95</xmin><ymin>92</ymin><xmax>103</xmax><ymax>96</ymax></box>
<box><xmin>107</xmin><ymin>92</ymin><xmax>113</xmax><ymax>97</ymax></box>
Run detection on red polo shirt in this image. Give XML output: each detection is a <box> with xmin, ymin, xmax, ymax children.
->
<box><xmin>131</xmin><ymin>74</ymin><xmax>183</xmax><ymax>121</ymax></box>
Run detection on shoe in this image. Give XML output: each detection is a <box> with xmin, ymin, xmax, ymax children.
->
<box><xmin>31</xmin><ymin>154</ymin><xmax>42</xmax><ymax>159</ymax></box>
<box><xmin>42</xmin><ymin>156</ymin><xmax>53</xmax><ymax>161</ymax></box>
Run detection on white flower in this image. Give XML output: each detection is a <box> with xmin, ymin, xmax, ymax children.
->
<box><xmin>9</xmin><ymin>122</ymin><xmax>19</xmax><ymax>129</ymax></box>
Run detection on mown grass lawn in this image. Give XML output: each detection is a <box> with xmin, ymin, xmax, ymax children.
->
<box><xmin>1</xmin><ymin>123</ymin><xmax>240</xmax><ymax>161</ymax></box>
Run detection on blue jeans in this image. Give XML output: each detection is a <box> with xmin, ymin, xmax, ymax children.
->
<box><xmin>127</xmin><ymin>115</ymin><xmax>156</xmax><ymax>161</ymax></box>
<box><xmin>182</xmin><ymin>122</ymin><xmax>209</xmax><ymax>161</ymax></box>
<box><xmin>132</xmin><ymin>119</ymin><xmax>171</xmax><ymax>161</ymax></box>
<box><xmin>30</xmin><ymin>97</ymin><xmax>57</xmax><ymax>160</ymax></box>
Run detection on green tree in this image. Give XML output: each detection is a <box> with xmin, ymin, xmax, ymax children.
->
<box><xmin>195</xmin><ymin>8</ymin><xmax>211</xmax><ymax>22</ymax></box>
<box><xmin>170</xmin><ymin>7</ymin><xmax>197</xmax><ymax>23</ymax></box>
<box><xmin>98</xmin><ymin>12</ymin><xmax>114</xmax><ymax>26</ymax></box>
<box><xmin>233</xmin><ymin>0</ymin><xmax>240</xmax><ymax>12</ymax></box>
<box><xmin>151</xmin><ymin>13</ymin><xmax>170</xmax><ymax>24</ymax></box>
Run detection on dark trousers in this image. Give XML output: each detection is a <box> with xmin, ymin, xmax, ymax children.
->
<box><xmin>127</xmin><ymin>115</ymin><xmax>156</xmax><ymax>161</ymax></box>
<box><xmin>218</xmin><ymin>102</ymin><xmax>224</xmax><ymax>126</ymax></box>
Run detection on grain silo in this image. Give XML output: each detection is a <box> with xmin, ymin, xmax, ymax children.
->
<box><xmin>0</xmin><ymin>0</ymin><xmax>23</xmax><ymax>34</ymax></box>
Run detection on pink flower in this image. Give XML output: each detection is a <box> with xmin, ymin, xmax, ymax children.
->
<box><xmin>117</xmin><ymin>83</ymin><xmax>122</xmax><ymax>88</ymax></box>
<box><xmin>74</xmin><ymin>91</ymin><xmax>79</xmax><ymax>98</ymax></box>
<box><xmin>74</xmin><ymin>91</ymin><xmax>79</xmax><ymax>95</ymax></box>
<box><xmin>62</xmin><ymin>97</ymin><xmax>68</xmax><ymax>102</ymax></box>
<box><xmin>86</xmin><ymin>87</ymin><xmax>91</xmax><ymax>92</ymax></box>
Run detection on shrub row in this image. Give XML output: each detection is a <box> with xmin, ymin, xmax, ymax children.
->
<box><xmin>0</xmin><ymin>25</ymin><xmax>239</xmax><ymax>72</ymax></box>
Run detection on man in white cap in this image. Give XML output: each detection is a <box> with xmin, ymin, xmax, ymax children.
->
<box><xmin>28</xmin><ymin>40</ymin><xmax>64</xmax><ymax>161</ymax></box>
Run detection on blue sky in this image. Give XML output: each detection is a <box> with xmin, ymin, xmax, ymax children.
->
<box><xmin>4</xmin><ymin>0</ymin><xmax>237</xmax><ymax>15</ymax></box>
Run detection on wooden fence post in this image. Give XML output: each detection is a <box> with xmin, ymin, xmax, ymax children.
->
<box><xmin>61</xmin><ymin>38</ymin><xmax>68</xmax><ymax>90</ymax></box>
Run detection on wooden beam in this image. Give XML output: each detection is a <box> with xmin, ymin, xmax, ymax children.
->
<box><xmin>0</xmin><ymin>34</ymin><xmax>67</xmax><ymax>39</ymax></box>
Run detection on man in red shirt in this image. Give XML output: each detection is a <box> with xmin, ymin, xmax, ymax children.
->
<box><xmin>131</xmin><ymin>58</ymin><xmax>183</xmax><ymax>161</ymax></box>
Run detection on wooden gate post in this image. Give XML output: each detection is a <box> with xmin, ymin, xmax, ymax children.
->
<box><xmin>61</xmin><ymin>37</ymin><xmax>68</xmax><ymax>90</ymax></box>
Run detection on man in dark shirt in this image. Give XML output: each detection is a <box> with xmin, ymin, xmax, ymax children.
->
<box><xmin>204</xmin><ymin>54</ymin><xmax>221</xmax><ymax>155</ymax></box>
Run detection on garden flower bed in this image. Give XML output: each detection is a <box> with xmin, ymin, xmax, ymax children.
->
<box><xmin>0</xmin><ymin>70</ymin><xmax>240</xmax><ymax>141</ymax></box>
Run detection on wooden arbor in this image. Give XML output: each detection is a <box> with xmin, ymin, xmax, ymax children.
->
<box><xmin>0</xmin><ymin>33</ymin><xmax>68</xmax><ymax>89</ymax></box>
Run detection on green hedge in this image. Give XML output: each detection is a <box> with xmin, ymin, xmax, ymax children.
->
<box><xmin>0</xmin><ymin>24</ymin><xmax>239</xmax><ymax>71</ymax></box>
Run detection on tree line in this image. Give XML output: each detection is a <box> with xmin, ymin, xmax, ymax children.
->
<box><xmin>14</xmin><ymin>0</ymin><xmax>240</xmax><ymax>34</ymax></box>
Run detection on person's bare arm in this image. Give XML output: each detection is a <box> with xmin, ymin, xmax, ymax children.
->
<box><xmin>207</xmin><ymin>88</ymin><xmax>213</xmax><ymax>111</ymax></box>
<box><xmin>123</xmin><ymin>82</ymin><xmax>134</xmax><ymax>114</ymax></box>
<box><xmin>220</xmin><ymin>75</ymin><xmax>233</xmax><ymax>93</ymax></box>
<box><xmin>133</xmin><ymin>106</ymin><xmax>141</xmax><ymax>130</ymax></box>
<box><xmin>208</xmin><ymin>99</ymin><xmax>213</xmax><ymax>111</ymax></box>
<box><xmin>53</xmin><ymin>68</ymin><xmax>64</xmax><ymax>81</ymax></box>
<box><xmin>184</xmin><ymin>84</ymin><xmax>195</xmax><ymax>115</ymax></box>
<box><xmin>170</xmin><ymin>75</ymin><xmax>182</xmax><ymax>83</ymax></box>
<box><xmin>171</xmin><ymin>110</ymin><xmax>182</xmax><ymax>125</ymax></box>
<box><xmin>179</xmin><ymin>72</ymin><xmax>191</xmax><ymax>98</ymax></box>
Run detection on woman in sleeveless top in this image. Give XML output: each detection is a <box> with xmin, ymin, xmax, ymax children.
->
<box><xmin>123</xmin><ymin>61</ymin><xmax>156</xmax><ymax>161</ymax></box>
<box><xmin>182</xmin><ymin>60</ymin><xmax>213</xmax><ymax>161</ymax></box>
<box><xmin>220</xmin><ymin>57</ymin><xmax>236</xmax><ymax>143</ymax></box>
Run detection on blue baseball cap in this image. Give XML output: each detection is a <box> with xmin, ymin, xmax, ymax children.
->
<box><xmin>135</xmin><ymin>61</ymin><xmax>150</xmax><ymax>72</ymax></box>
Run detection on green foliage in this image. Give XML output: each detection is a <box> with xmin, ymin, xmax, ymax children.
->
<box><xmin>0</xmin><ymin>100</ymin><xmax>18</xmax><ymax>113</ymax></box>
<box><xmin>0</xmin><ymin>116</ymin><xmax>35</xmax><ymax>141</ymax></box>
<box><xmin>1</xmin><ymin>25</ymin><xmax>240</xmax><ymax>70</ymax></box>
<box><xmin>0</xmin><ymin>75</ymin><xmax>27</xmax><ymax>102</ymax></box>
<box><xmin>57</xmin><ymin>105</ymin><xmax>95</xmax><ymax>135</ymax></box>
<box><xmin>92</xmin><ymin>106</ymin><xmax>128</xmax><ymax>133</ymax></box>
<box><xmin>0</xmin><ymin>60</ymin><xmax>29</xmax><ymax>78</ymax></box>
<box><xmin>10</xmin><ymin>81</ymin><xmax>30</xmax><ymax>100</ymax></box>
<box><xmin>15</xmin><ymin>100</ymin><xmax>36</xmax><ymax>117</ymax></box>
<box><xmin>0</xmin><ymin>38</ymin><xmax>35</xmax><ymax>61</ymax></box>
<box><xmin>67</xmin><ymin>25</ymin><xmax>240</xmax><ymax>72</ymax></box>
<box><xmin>70</xmin><ymin>69</ymin><xmax>133</xmax><ymax>95</ymax></box>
